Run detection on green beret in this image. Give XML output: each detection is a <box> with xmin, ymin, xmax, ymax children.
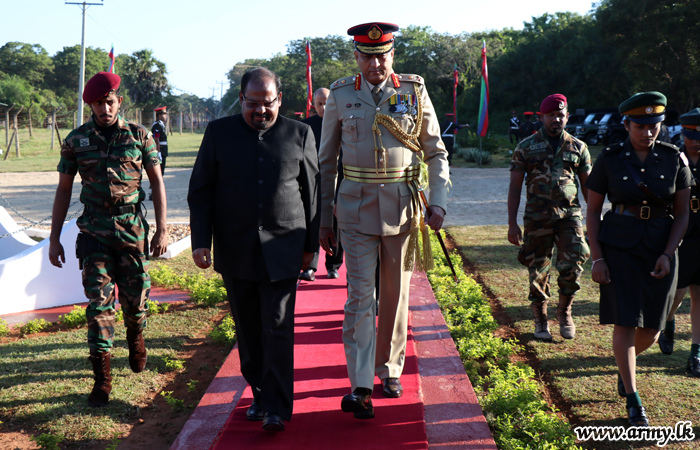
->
<box><xmin>680</xmin><ymin>108</ymin><xmax>700</xmax><ymax>140</ymax></box>
<box><xmin>619</xmin><ymin>91</ymin><xmax>667</xmax><ymax>124</ymax></box>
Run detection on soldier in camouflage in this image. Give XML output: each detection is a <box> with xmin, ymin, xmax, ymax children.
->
<box><xmin>48</xmin><ymin>72</ymin><xmax>168</xmax><ymax>407</ymax></box>
<box><xmin>507</xmin><ymin>94</ymin><xmax>591</xmax><ymax>341</ymax></box>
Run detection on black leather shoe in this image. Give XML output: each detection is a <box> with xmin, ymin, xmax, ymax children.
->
<box><xmin>382</xmin><ymin>377</ymin><xmax>403</xmax><ymax>398</ymax></box>
<box><xmin>299</xmin><ymin>269</ymin><xmax>315</xmax><ymax>281</ymax></box>
<box><xmin>658</xmin><ymin>330</ymin><xmax>674</xmax><ymax>355</ymax></box>
<box><xmin>627</xmin><ymin>405</ymin><xmax>649</xmax><ymax>427</ymax></box>
<box><xmin>341</xmin><ymin>389</ymin><xmax>374</xmax><ymax>419</ymax></box>
<box><xmin>688</xmin><ymin>356</ymin><xmax>700</xmax><ymax>377</ymax></box>
<box><xmin>246</xmin><ymin>399</ymin><xmax>264</xmax><ymax>421</ymax></box>
<box><xmin>262</xmin><ymin>412</ymin><xmax>285</xmax><ymax>431</ymax></box>
<box><xmin>327</xmin><ymin>269</ymin><xmax>339</xmax><ymax>279</ymax></box>
<box><xmin>617</xmin><ymin>373</ymin><xmax>626</xmax><ymax>398</ymax></box>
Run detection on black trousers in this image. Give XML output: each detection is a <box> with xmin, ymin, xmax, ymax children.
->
<box><xmin>222</xmin><ymin>274</ymin><xmax>297</xmax><ymax>421</ymax></box>
<box><xmin>308</xmin><ymin>216</ymin><xmax>344</xmax><ymax>272</ymax></box>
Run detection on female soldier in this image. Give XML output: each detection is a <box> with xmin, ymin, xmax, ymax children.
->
<box><xmin>586</xmin><ymin>92</ymin><xmax>692</xmax><ymax>427</ymax></box>
<box><xmin>657</xmin><ymin>108</ymin><xmax>700</xmax><ymax>377</ymax></box>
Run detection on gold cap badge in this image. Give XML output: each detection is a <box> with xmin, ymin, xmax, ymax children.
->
<box><xmin>368</xmin><ymin>25</ymin><xmax>382</xmax><ymax>41</ymax></box>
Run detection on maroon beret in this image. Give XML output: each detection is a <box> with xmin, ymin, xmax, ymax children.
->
<box><xmin>83</xmin><ymin>72</ymin><xmax>121</xmax><ymax>104</ymax></box>
<box><xmin>540</xmin><ymin>94</ymin><xmax>567</xmax><ymax>115</ymax></box>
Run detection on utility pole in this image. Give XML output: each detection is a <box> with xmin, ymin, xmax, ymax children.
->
<box><xmin>66</xmin><ymin>0</ymin><xmax>104</xmax><ymax>126</ymax></box>
<box><xmin>216</xmin><ymin>81</ymin><xmax>226</xmax><ymax>117</ymax></box>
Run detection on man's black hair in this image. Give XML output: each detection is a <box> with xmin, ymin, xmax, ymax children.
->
<box><xmin>240</xmin><ymin>67</ymin><xmax>281</xmax><ymax>96</ymax></box>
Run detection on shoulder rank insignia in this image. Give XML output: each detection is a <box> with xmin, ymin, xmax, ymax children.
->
<box><xmin>355</xmin><ymin>73</ymin><xmax>362</xmax><ymax>90</ymax></box>
<box><xmin>680</xmin><ymin>152</ymin><xmax>689</xmax><ymax>166</ymax></box>
<box><xmin>391</xmin><ymin>73</ymin><xmax>400</xmax><ymax>88</ymax></box>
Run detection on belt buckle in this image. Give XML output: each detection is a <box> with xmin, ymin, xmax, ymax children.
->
<box><xmin>691</xmin><ymin>198</ymin><xmax>700</xmax><ymax>212</ymax></box>
<box><xmin>640</xmin><ymin>205</ymin><xmax>651</xmax><ymax>219</ymax></box>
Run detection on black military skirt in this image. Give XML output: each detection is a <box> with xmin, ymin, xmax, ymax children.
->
<box><xmin>678</xmin><ymin>227</ymin><xmax>700</xmax><ymax>289</ymax></box>
<box><xmin>599</xmin><ymin>242</ymin><xmax>677</xmax><ymax>330</ymax></box>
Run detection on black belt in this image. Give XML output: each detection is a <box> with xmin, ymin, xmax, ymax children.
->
<box><xmin>612</xmin><ymin>203</ymin><xmax>669</xmax><ymax>220</ymax></box>
<box><xmin>85</xmin><ymin>204</ymin><xmax>141</xmax><ymax>216</ymax></box>
<box><xmin>691</xmin><ymin>197</ymin><xmax>700</xmax><ymax>212</ymax></box>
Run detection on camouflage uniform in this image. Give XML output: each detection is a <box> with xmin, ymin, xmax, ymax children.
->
<box><xmin>58</xmin><ymin>115</ymin><xmax>160</xmax><ymax>352</ymax></box>
<box><xmin>510</xmin><ymin>127</ymin><xmax>591</xmax><ymax>302</ymax></box>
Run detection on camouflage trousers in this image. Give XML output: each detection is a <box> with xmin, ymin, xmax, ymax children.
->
<box><xmin>77</xmin><ymin>211</ymin><xmax>150</xmax><ymax>352</ymax></box>
<box><xmin>517</xmin><ymin>216</ymin><xmax>589</xmax><ymax>302</ymax></box>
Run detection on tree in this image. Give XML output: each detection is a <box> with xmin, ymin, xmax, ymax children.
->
<box><xmin>119</xmin><ymin>49</ymin><xmax>169</xmax><ymax>107</ymax></box>
<box><xmin>50</xmin><ymin>45</ymin><xmax>110</xmax><ymax>107</ymax></box>
<box><xmin>0</xmin><ymin>42</ymin><xmax>54</xmax><ymax>87</ymax></box>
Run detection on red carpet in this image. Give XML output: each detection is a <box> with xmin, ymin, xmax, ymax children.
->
<box><xmin>210</xmin><ymin>259</ymin><xmax>428</xmax><ymax>450</ymax></box>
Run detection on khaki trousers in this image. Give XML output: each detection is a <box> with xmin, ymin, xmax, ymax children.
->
<box><xmin>340</xmin><ymin>228</ymin><xmax>412</xmax><ymax>391</ymax></box>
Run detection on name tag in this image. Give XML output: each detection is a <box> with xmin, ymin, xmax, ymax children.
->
<box><xmin>528</xmin><ymin>142</ymin><xmax>548</xmax><ymax>150</ymax></box>
<box><xmin>75</xmin><ymin>145</ymin><xmax>99</xmax><ymax>152</ymax></box>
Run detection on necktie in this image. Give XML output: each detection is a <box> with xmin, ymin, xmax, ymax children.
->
<box><xmin>372</xmin><ymin>86</ymin><xmax>382</xmax><ymax>106</ymax></box>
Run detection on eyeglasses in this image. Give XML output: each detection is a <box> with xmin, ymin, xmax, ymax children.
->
<box><xmin>242</xmin><ymin>95</ymin><xmax>279</xmax><ymax>109</ymax></box>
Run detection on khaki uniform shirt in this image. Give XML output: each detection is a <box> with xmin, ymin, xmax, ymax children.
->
<box><xmin>318</xmin><ymin>73</ymin><xmax>449</xmax><ymax>236</ymax></box>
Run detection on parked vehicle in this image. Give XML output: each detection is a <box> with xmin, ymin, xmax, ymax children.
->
<box><xmin>596</xmin><ymin>112</ymin><xmax>626</xmax><ymax>146</ymax></box>
<box><xmin>575</xmin><ymin>113</ymin><xmax>606</xmax><ymax>145</ymax></box>
<box><xmin>565</xmin><ymin>114</ymin><xmax>585</xmax><ymax>135</ymax></box>
<box><xmin>668</xmin><ymin>124</ymin><xmax>682</xmax><ymax>146</ymax></box>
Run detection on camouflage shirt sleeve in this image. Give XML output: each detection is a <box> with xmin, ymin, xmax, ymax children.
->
<box><xmin>139</xmin><ymin>126</ymin><xmax>160</xmax><ymax>169</ymax></box>
<box><xmin>57</xmin><ymin>135</ymin><xmax>78</xmax><ymax>175</ymax></box>
<box><xmin>578</xmin><ymin>144</ymin><xmax>592</xmax><ymax>175</ymax></box>
<box><xmin>509</xmin><ymin>143</ymin><xmax>527</xmax><ymax>172</ymax></box>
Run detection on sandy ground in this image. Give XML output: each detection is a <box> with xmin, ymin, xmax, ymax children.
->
<box><xmin>0</xmin><ymin>167</ymin><xmax>594</xmax><ymax>227</ymax></box>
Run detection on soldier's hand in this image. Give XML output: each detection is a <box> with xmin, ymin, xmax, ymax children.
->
<box><xmin>651</xmin><ymin>254</ymin><xmax>671</xmax><ymax>279</ymax></box>
<box><xmin>591</xmin><ymin>259</ymin><xmax>611</xmax><ymax>284</ymax></box>
<box><xmin>301</xmin><ymin>252</ymin><xmax>314</xmax><ymax>270</ymax></box>
<box><xmin>150</xmin><ymin>228</ymin><xmax>168</xmax><ymax>258</ymax></box>
<box><xmin>192</xmin><ymin>248</ymin><xmax>212</xmax><ymax>269</ymax></box>
<box><xmin>320</xmin><ymin>227</ymin><xmax>336</xmax><ymax>254</ymax></box>
<box><xmin>426</xmin><ymin>206</ymin><xmax>445</xmax><ymax>231</ymax></box>
<box><xmin>48</xmin><ymin>241</ymin><xmax>65</xmax><ymax>268</ymax></box>
<box><xmin>507</xmin><ymin>224</ymin><xmax>523</xmax><ymax>246</ymax></box>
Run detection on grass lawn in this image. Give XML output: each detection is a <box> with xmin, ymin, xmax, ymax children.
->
<box><xmin>0</xmin><ymin>251</ymin><xmax>228</xmax><ymax>449</ymax></box>
<box><xmin>448</xmin><ymin>225</ymin><xmax>700</xmax><ymax>449</ymax></box>
<box><xmin>0</xmin><ymin>127</ymin><xmax>205</xmax><ymax>173</ymax></box>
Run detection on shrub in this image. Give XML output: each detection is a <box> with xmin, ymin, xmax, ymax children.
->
<box><xmin>164</xmin><ymin>357</ymin><xmax>186</xmax><ymax>371</ymax></box>
<box><xmin>458</xmin><ymin>147</ymin><xmax>493</xmax><ymax>165</ymax></box>
<box><xmin>59</xmin><ymin>305</ymin><xmax>87</xmax><ymax>328</ymax></box>
<box><xmin>160</xmin><ymin>390</ymin><xmax>185</xmax><ymax>411</ymax></box>
<box><xmin>30</xmin><ymin>433</ymin><xmax>64</xmax><ymax>450</ymax></box>
<box><xmin>19</xmin><ymin>318</ymin><xmax>49</xmax><ymax>335</ymax></box>
<box><xmin>209</xmin><ymin>314</ymin><xmax>236</xmax><ymax>346</ymax></box>
<box><xmin>149</xmin><ymin>264</ymin><xmax>227</xmax><ymax>307</ymax></box>
<box><xmin>0</xmin><ymin>318</ymin><xmax>10</xmax><ymax>336</ymax></box>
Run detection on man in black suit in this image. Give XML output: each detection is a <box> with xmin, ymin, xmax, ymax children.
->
<box><xmin>299</xmin><ymin>87</ymin><xmax>344</xmax><ymax>281</ymax></box>
<box><xmin>188</xmin><ymin>68</ymin><xmax>320</xmax><ymax>432</ymax></box>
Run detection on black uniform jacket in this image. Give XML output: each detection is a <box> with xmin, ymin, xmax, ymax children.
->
<box><xmin>586</xmin><ymin>139</ymin><xmax>693</xmax><ymax>252</ymax></box>
<box><xmin>301</xmin><ymin>114</ymin><xmax>322</xmax><ymax>152</ymax></box>
<box><xmin>188</xmin><ymin>114</ymin><xmax>320</xmax><ymax>282</ymax></box>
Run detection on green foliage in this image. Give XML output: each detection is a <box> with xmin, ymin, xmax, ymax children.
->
<box><xmin>186</xmin><ymin>379</ymin><xmax>199</xmax><ymax>393</ymax></box>
<box><xmin>146</xmin><ymin>299</ymin><xmax>162</xmax><ymax>315</ymax></box>
<box><xmin>149</xmin><ymin>265</ymin><xmax>227</xmax><ymax>307</ymax></box>
<box><xmin>105</xmin><ymin>435</ymin><xmax>121</xmax><ymax>450</ymax></box>
<box><xmin>115</xmin><ymin>309</ymin><xmax>124</xmax><ymax>323</ymax></box>
<box><xmin>0</xmin><ymin>319</ymin><xmax>10</xmax><ymax>337</ymax></box>
<box><xmin>160</xmin><ymin>391</ymin><xmax>185</xmax><ymax>411</ymax></box>
<box><xmin>0</xmin><ymin>42</ymin><xmax>54</xmax><ymax>86</ymax></box>
<box><xmin>209</xmin><ymin>314</ymin><xmax>236</xmax><ymax>346</ymax></box>
<box><xmin>29</xmin><ymin>432</ymin><xmax>64</xmax><ymax>450</ymax></box>
<box><xmin>19</xmin><ymin>318</ymin><xmax>49</xmax><ymax>336</ymax></box>
<box><xmin>426</xmin><ymin>231</ymin><xmax>579</xmax><ymax>448</ymax></box>
<box><xmin>120</xmin><ymin>49</ymin><xmax>169</xmax><ymax>106</ymax></box>
<box><xmin>164</xmin><ymin>357</ymin><xmax>185</xmax><ymax>371</ymax></box>
<box><xmin>457</xmin><ymin>148</ymin><xmax>493</xmax><ymax>165</ymax></box>
<box><xmin>58</xmin><ymin>305</ymin><xmax>87</xmax><ymax>329</ymax></box>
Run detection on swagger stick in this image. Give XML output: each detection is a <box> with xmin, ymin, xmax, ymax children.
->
<box><xmin>418</xmin><ymin>189</ymin><xmax>458</xmax><ymax>282</ymax></box>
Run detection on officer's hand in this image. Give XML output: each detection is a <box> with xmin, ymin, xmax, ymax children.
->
<box><xmin>301</xmin><ymin>252</ymin><xmax>314</xmax><ymax>270</ymax></box>
<box><xmin>426</xmin><ymin>206</ymin><xmax>445</xmax><ymax>231</ymax></box>
<box><xmin>320</xmin><ymin>227</ymin><xmax>336</xmax><ymax>254</ymax></box>
<box><xmin>48</xmin><ymin>241</ymin><xmax>65</xmax><ymax>268</ymax></box>
<box><xmin>651</xmin><ymin>254</ymin><xmax>671</xmax><ymax>279</ymax></box>
<box><xmin>507</xmin><ymin>224</ymin><xmax>523</xmax><ymax>246</ymax></box>
<box><xmin>591</xmin><ymin>260</ymin><xmax>611</xmax><ymax>284</ymax></box>
<box><xmin>192</xmin><ymin>248</ymin><xmax>212</xmax><ymax>269</ymax></box>
<box><xmin>150</xmin><ymin>228</ymin><xmax>168</xmax><ymax>258</ymax></box>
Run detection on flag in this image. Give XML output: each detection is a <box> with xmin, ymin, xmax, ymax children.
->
<box><xmin>477</xmin><ymin>40</ymin><xmax>489</xmax><ymax>137</ymax></box>
<box><xmin>108</xmin><ymin>44</ymin><xmax>115</xmax><ymax>73</ymax></box>
<box><xmin>305</xmin><ymin>40</ymin><xmax>313</xmax><ymax>118</ymax></box>
<box><xmin>453</xmin><ymin>64</ymin><xmax>459</xmax><ymax>134</ymax></box>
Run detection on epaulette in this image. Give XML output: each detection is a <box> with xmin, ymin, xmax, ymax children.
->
<box><xmin>330</xmin><ymin>75</ymin><xmax>357</xmax><ymax>90</ymax></box>
<box><xmin>602</xmin><ymin>142</ymin><xmax>625</xmax><ymax>153</ymax></box>
<box><xmin>395</xmin><ymin>74</ymin><xmax>424</xmax><ymax>85</ymax></box>
<box><xmin>655</xmin><ymin>140</ymin><xmax>680</xmax><ymax>153</ymax></box>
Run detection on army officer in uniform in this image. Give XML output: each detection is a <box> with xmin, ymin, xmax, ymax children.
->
<box><xmin>586</xmin><ymin>92</ymin><xmax>692</xmax><ymax>427</ymax></box>
<box><xmin>318</xmin><ymin>22</ymin><xmax>449</xmax><ymax>419</ymax></box>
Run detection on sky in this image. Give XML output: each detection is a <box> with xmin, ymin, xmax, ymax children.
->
<box><xmin>2</xmin><ymin>0</ymin><xmax>597</xmax><ymax>99</ymax></box>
